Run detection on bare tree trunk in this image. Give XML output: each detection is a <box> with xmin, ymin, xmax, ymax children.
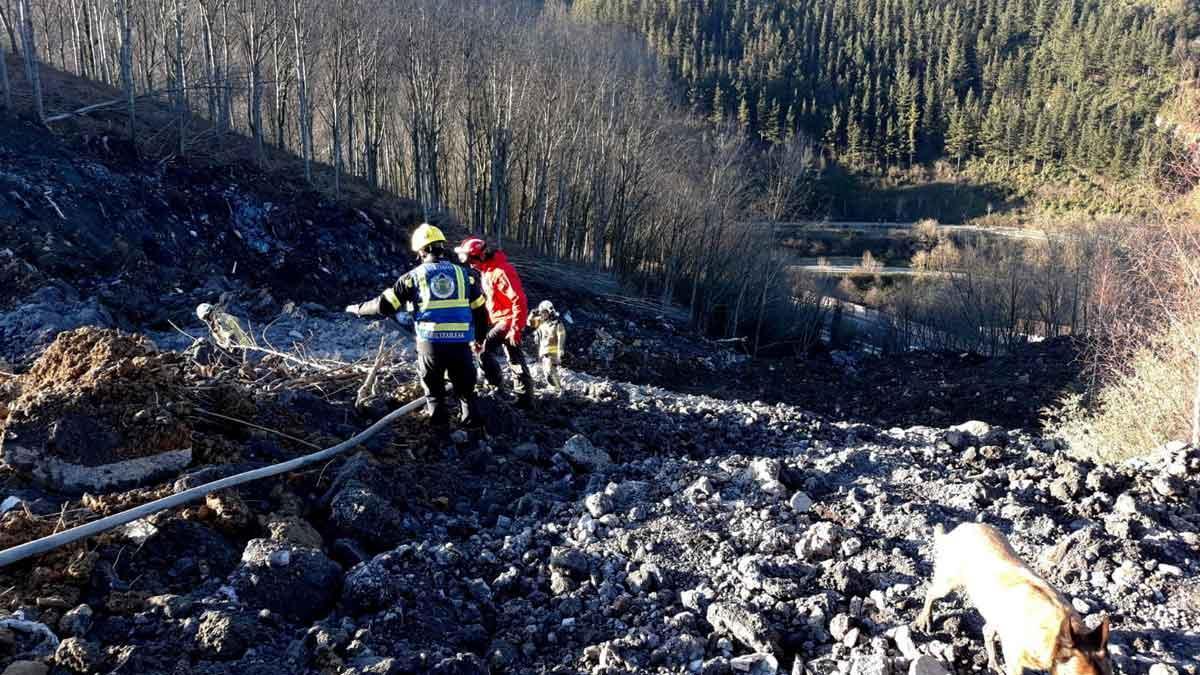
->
<box><xmin>173</xmin><ymin>0</ymin><xmax>186</xmax><ymax>155</ymax></box>
<box><xmin>0</xmin><ymin>1</ymin><xmax>16</xmax><ymax>53</ymax></box>
<box><xmin>0</xmin><ymin>36</ymin><xmax>10</xmax><ymax>110</ymax></box>
<box><xmin>18</xmin><ymin>0</ymin><xmax>43</xmax><ymax>121</ymax></box>
<box><xmin>1193</xmin><ymin>354</ymin><xmax>1200</xmax><ymax>448</ymax></box>
<box><xmin>116</xmin><ymin>0</ymin><xmax>134</xmax><ymax>143</ymax></box>
<box><xmin>291</xmin><ymin>0</ymin><xmax>311</xmax><ymax>182</ymax></box>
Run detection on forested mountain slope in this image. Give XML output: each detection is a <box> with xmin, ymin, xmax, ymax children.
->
<box><xmin>576</xmin><ymin>0</ymin><xmax>1199</xmax><ymax>180</ymax></box>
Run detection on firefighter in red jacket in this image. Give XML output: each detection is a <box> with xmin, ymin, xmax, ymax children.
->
<box><xmin>455</xmin><ymin>237</ymin><xmax>535</xmax><ymax>408</ymax></box>
<box><xmin>345</xmin><ymin>224</ymin><xmax>489</xmax><ymax>442</ymax></box>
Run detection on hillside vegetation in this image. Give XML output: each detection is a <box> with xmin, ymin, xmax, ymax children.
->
<box><xmin>576</xmin><ymin>0</ymin><xmax>1199</xmax><ymax>213</ymax></box>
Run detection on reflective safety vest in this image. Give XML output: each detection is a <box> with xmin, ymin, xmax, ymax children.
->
<box><xmin>393</xmin><ymin>262</ymin><xmax>474</xmax><ymax>343</ymax></box>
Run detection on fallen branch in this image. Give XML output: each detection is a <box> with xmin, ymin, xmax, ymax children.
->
<box><xmin>0</xmin><ymin>396</ymin><xmax>428</xmax><ymax>568</ymax></box>
<box><xmin>355</xmin><ymin>337</ymin><xmax>387</xmax><ymax>407</ymax></box>
<box><xmin>191</xmin><ymin>407</ymin><xmax>321</xmax><ymax>450</ymax></box>
<box><xmin>43</xmin><ymin>192</ymin><xmax>65</xmax><ymax>221</ymax></box>
<box><xmin>43</xmin><ymin>97</ymin><xmax>125</xmax><ymax>123</ymax></box>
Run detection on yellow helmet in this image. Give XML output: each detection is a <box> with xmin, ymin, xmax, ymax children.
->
<box><xmin>410</xmin><ymin>223</ymin><xmax>446</xmax><ymax>252</ymax></box>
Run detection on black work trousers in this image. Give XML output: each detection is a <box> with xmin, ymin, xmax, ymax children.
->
<box><xmin>416</xmin><ymin>341</ymin><xmax>481</xmax><ymax>433</ymax></box>
<box><xmin>480</xmin><ymin>324</ymin><xmax>534</xmax><ymax>398</ymax></box>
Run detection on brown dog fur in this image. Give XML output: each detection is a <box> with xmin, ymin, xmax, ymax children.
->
<box><xmin>915</xmin><ymin>523</ymin><xmax>1112</xmax><ymax>675</ymax></box>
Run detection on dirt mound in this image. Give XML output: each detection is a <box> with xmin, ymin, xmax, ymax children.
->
<box><xmin>0</xmin><ymin>328</ymin><xmax>194</xmax><ymax>493</ymax></box>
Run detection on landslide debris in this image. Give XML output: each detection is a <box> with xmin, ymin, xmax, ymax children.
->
<box><xmin>0</xmin><ymin>328</ymin><xmax>194</xmax><ymax>493</ymax></box>
<box><xmin>0</xmin><ymin>314</ymin><xmax>1194</xmax><ymax>675</ymax></box>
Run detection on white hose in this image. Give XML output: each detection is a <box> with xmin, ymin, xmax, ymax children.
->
<box><xmin>0</xmin><ymin>397</ymin><xmax>428</xmax><ymax>569</ymax></box>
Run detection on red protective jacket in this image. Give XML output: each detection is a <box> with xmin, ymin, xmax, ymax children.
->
<box><xmin>473</xmin><ymin>250</ymin><xmax>529</xmax><ymax>340</ymax></box>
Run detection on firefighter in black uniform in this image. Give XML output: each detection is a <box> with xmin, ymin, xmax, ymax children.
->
<box><xmin>345</xmin><ymin>223</ymin><xmax>489</xmax><ymax>441</ymax></box>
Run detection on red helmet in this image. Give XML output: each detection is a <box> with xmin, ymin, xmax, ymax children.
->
<box><xmin>455</xmin><ymin>237</ymin><xmax>487</xmax><ymax>262</ymax></box>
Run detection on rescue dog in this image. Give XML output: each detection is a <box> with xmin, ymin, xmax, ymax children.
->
<box><xmin>915</xmin><ymin>523</ymin><xmax>1112</xmax><ymax>675</ymax></box>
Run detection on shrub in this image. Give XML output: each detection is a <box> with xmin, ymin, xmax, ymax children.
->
<box><xmin>1046</xmin><ymin>223</ymin><xmax>1200</xmax><ymax>461</ymax></box>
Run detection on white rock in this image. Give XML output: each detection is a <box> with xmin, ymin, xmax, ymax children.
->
<box><xmin>789</xmin><ymin>492</ymin><xmax>813</xmax><ymax>513</ymax></box>
<box><xmin>0</xmin><ymin>496</ymin><xmax>22</xmax><ymax>514</ymax></box>
<box><xmin>893</xmin><ymin>625</ymin><xmax>919</xmax><ymax>660</ymax></box>
<box><xmin>584</xmin><ymin>492</ymin><xmax>613</xmax><ymax>518</ymax></box>
<box><xmin>559</xmin><ymin>435</ymin><xmax>612</xmax><ymax>471</ymax></box>
<box><xmin>731</xmin><ymin>653</ymin><xmax>778</xmax><ymax>674</ymax></box>
<box><xmin>122</xmin><ymin>519</ymin><xmax>158</xmax><ymax>544</ymax></box>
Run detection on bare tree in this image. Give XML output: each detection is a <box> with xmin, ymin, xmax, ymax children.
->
<box><xmin>115</xmin><ymin>0</ymin><xmax>134</xmax><ymax>141</ymax></box>
<box><xmin>0</xmin><ymin>26</ymin><xmax>10</xmax><ymax>110</ymax></box>
<box><xmin>17</xmin><ymin>0</ymin><xmax>43</xmax><ymax>121</ymax></box>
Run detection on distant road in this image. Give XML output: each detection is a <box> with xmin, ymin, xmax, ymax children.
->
<box><xmin>791</xmin><ymin>264</ymin><xmax>950</xmax><ymax>276</ymax></box>
<box><xmin>760</xmin><ymin>221</ymin><xmax>1050</xmax><ymax>241</ymax></box>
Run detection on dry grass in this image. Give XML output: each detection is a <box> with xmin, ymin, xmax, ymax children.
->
<box><xmin>1045</xmin><ymin>221</ymin><xmax>1200</xmax><ymax>462</ymax></box>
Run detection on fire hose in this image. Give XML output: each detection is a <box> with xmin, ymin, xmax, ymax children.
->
<box><xmin>0</xmin><ymin>396</ymin><xmax>428</xmax><ymax>569</ymax></box>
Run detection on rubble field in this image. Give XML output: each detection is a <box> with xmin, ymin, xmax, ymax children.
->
<box><xmin>0</xmin><ymin>323</ymin><xmax>1193</xmax><ymax>675</ymax></box>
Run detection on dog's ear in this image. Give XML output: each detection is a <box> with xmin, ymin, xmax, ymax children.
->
<box><xmin>1073</xmin><ymin>616</ymin><xmax>1110</xmax><ymax>652</ymax></box>
<box><xmin>1055</xmin><ymin>615</ymin><xmax>1076</xmax><ymax>661</ymax></box>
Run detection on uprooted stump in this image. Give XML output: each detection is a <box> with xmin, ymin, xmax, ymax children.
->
<box><xmin>0</xmin><ymin>327</ymin><xmax>194</xmax><ymax>494</ymax></box>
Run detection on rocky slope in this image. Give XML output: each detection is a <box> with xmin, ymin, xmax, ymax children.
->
<box><xmin>0</xmin><ymin>112</ymin><xmax>1196</xmax><ymax>675</ymax></box>
<box><xmin>0</xmin><ymin>321</ymin><xmax>1195</xmax><ymax>675</ymax></box>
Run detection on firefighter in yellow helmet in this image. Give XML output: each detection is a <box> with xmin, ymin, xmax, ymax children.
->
<box><xmin>344</xmin><ymin>223</ymin><xmax>489</xmax><ymax>443</ymax></box>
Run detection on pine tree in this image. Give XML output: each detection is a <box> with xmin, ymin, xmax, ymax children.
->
<box><xmin>945</xmin><ymin>102</ymin><xmax>970</xmax><ymax>169</ymax></box>
<box><xmin>824</xmin><ymin>106</ymin><xmax>843</xmax><ymax>154</ymax></box>
<box><xmin>737</xmin><ymin>94</ymin><xmax>752</xmax><ymax>133</ymax></box>
<box><xmin>712</xmin><ymin>85</ymin><xmax>726</xmax><ymax>126</ymax></box>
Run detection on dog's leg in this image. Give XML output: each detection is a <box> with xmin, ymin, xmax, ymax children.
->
<box><xmin>914</xmin><ymin>570</ymin><xmax>954</xmax><ymax>633</ymax></box>
<box><xmin>1001</xmin><ymin>637</ymin><xmax>1025</xmax><ymax>675</ymax></box>
<box><xmin>983</xmin><ymin>623</ymin><xmax>1001</xmax><ymax>674</ymax></box>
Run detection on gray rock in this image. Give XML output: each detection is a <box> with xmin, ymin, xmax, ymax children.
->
<box><xmin>146</xmin><ymin>594</ymin><xmax>193</xmax><ymax>619</ymax></box>
<box><xmin>848</xmin><ymin>651</ymin><xmax>888</xmax><ymax>675</ymax></box>
<box><xmin>0</xmin><ymin>618</ymin><xmax>59</xmax><ymax>657</ymax></box>
<box><xmin>628</xmin><ymin>564</ymin><xmax>662</xmax><ymax>593</ymax></box>
<box><xmin>703</xmin><ymin>658</ymin><xmax>734</xmax><ymax>675</ymax></box>
<box><xmin>943</xmin><ymin>430</ymin><xmax>972</xmax><ymax>451</ymax></box>
<box><xmin>56</xmin><ymin>605</ymin><xmax>92</xmax><ymax>638</ymax></box>
<box><xmin>1148</xmin><ymin>664</ymin><xmax>1180</xmax><ymax>675</ymax></box>
<box><xmin>731</xmin><ymin>653</ymin><xmax>778</xmax><ymax>674</ymax></box>
<box><xmin>230</xmin><ymin>539</ymin><xmax>342</xmax><ymax>621</ymax></box>
<box><xmin>343</xmin><ymin>554</ymin><xmax>400</xmax><ymax>613</ymax></box>
<box><xmin>329</xmin><ymin>481</ymin><xmax>403</xmax><ymax>548</ymax></box>
<box><xmin>549</xmin><ymin>547</ymin><xmax>591</xmax><ymax>579</ymax></box>
<box><xmin>266</xmin><ymin>516</ymin><xmax>323</xmax><ymax>549</ymax></box>
<box><xmin>2</xmin><ymin>662</ymin><xmax>49</xmax><ymax>675</ymax></box>
<box><xmin>681</xmin><ymin>586</ymin><xmax>715</xmax><ymax>613</ymax></box>
<box><xmin>908</xmin><ymin>655</ymin><xmax>951</xmax><ymax>675</ymax></box>
<box><xmin>559</xmin><ymin>435</ymin><xmax>612</xmax><ymax>471</ymax></box>
<box><xmin>512</xmin><ymin>442</ymin><xmax>542</xmax><ymax>462</ymax></box>
<box><xmin>196</xmin><ymin>610</ymin><xmax>255</xmax><ymax>659</ymax></box>
<box><xmin>706</xmin><ymin>602</ymin><xmax>779</xmax><ymax>655</ymax></box>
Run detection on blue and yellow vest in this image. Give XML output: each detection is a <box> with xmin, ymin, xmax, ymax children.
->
<box><xmin>400</xmin><ymin>262</ymin><xmax>474</xmax><ymax>343</ymax></box>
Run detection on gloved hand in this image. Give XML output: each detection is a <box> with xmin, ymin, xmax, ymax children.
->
<box><xmin>345</xmin><ymin>304</ymin><xmax>361</xmax><ymax>316</ymax></box>
<box><xmin>505</xmin><ymin>329</ymin><xmax>521</xmax><ymax>346</ymax></box>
